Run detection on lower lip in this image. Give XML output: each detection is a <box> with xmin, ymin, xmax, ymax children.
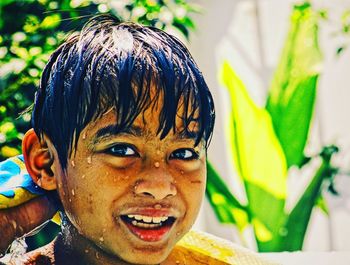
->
<box><xmin>124</xmin><ymin>221</ymin><xmax>173</xmax><ymax>242</ymax></box>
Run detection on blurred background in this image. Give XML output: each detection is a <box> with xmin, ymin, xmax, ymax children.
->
<box><xmin>1</xmin><ymin>0</ymin><xmax>350</xmax><ymax>253</ymax></box>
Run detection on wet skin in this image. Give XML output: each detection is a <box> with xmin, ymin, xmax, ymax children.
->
<box><xmin>43</xmin><ymin>107</ymin><xmax>207</xmax><ymax>265</ymax></box>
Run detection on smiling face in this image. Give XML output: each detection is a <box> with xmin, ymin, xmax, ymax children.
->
<box><xmin>48</xmin><ymin>105</ymin><xmax>207</xmax><ymax>264</ymax></box>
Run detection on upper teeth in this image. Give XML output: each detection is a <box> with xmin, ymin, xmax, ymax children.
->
<box><xmin>127</xmin><ymin>215</ymin><xmax>168</xmax><ymax>223</ymax></box>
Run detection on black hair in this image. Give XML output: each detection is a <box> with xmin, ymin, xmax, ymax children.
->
<box><xmin>32</xmin><ymin>14</ymin><xmax>215</xmax><ymax>169</ymax></box>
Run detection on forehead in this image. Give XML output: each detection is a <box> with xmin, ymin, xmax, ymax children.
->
<box><xmin>85</xmin><ymin>103</ymin><xmax>200</xmax><ymax>140</ymax></box>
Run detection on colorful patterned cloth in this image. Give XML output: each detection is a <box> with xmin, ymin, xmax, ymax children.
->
<box><xmin>0</xmin><ymin>155</ymin><xmax>44</xmax><ymax>209</ymax></box>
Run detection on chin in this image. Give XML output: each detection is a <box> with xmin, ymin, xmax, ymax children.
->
<box><xmin>117</xmin><ymin>245</ymin><xmax>172</xmax><ymax>265</ymax></box>
<box><xmin>120</xmin><ymin>253</ymin><xmax>168</xmax><ymax>265</ymax></box>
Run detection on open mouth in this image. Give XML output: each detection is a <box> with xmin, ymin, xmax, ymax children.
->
<box><xmin>121</xmin><ymin>214</ymin><xmax>176</xmax><ymax>242</ymax></box>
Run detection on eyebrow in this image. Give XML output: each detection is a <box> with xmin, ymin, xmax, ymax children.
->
<box><xmin>92</xmin><ymin>123</ymin><xmax>200</xmax><ymax>144</ymax></box>
<box><xmin>93</xmin><ymin>124</ymin><xmax>143</xmax><ymax>142</ymax></box>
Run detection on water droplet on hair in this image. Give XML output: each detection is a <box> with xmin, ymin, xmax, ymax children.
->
<box><xmin>81</xmin><ymin>175</ymin><xmax>85</xmax><ymax>179</ymax></box>
<box><xmin>180</xmin><ymin>171</ymin><xmax>184</xmax><ymax>175</ymax></box>
<box><xmin>87</xmin><ymin>156</ymin><xmax>92</xmax><ymax>164</ymax></box>
<box><xmin>154</xmin><ymin>161</ymin><xmax>160</xmax><ymax>168</ymax></box>
<box><xmin>71</xmin><ymin>189</ymin><xmax>75</xmax><ymax>196</ymax></box>
<box><xmin>82</xmin><ymin>132</ymin><xmax>87</xmax><ymax>140</ymax></box>
<box><xmin>58</xmin><ymin>183</ymin><xmax>62</xmax><ymax>188</ymax></box>
<box><xmin>99</xmin><ymin>237</ymin><xmax>104</xmax><ymax>242</ymax></box>
<box><xmin>95</xmin><ymin>252</ymin><xmax>100</xmax><ymax>259</ymax></box>
<box><xmin>11</xmin><ymin>220</ymin><xmax>17</xmax><ymax>230</ymax></box>
<box><xmin>69</xmin><ymin>198</ymin><xmax>72</xmax><ymax>202</ymax></box>
<box><xmin>71</xmin><ymin>160</ymin><xmax>75</xmax><ymax>168</ymax></box>
<box><xmin>85</xmin><ymin>249</ymin><xmax>89</xmax><ymax>253</ymax></box>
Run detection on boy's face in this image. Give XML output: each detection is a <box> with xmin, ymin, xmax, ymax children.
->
<box><xmin>49</xmin><ymin>101</ymin><xmax>207</xmax><ymax>264</ymax></box>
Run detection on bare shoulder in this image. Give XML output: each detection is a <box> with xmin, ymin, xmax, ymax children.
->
<box><xmin>0</xmin><ymin>242</ymin><xmax>55</xmax><ymax>265</ymax></box>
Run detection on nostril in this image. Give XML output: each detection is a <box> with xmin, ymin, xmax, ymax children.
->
<box><xmin>141</xmin><ymin>192</ymin><xmax>154</xmax><ymax>197</ymax></box>
<box><xmin>133</xmin><ymin>179</ymin><xmax>177</xmax><ymax>200</ymax></box>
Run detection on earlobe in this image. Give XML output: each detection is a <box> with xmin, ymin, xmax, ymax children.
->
<box><xmin>22</xmin><ymin>129</ymin><xmax>57</xmax><ymax>191</ymax></box>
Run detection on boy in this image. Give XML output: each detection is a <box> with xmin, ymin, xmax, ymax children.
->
<box><xmin>2</xmin><ymin>14</ymin><xmax>215</xmax><ymax>264</ymax></box>
<box><xmin>1</xmin><ymin>14</ymin><xmax>277</xmax><ymax>265</ymax></box>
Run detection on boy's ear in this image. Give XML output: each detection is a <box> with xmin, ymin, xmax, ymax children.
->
<box><xmin>22</xmin><ymin>129</ymin><xmax>56</xmax><ymax>190</ymax></box>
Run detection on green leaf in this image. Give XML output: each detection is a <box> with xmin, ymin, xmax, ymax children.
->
<box><xmin>220</xmin><ymin>62</ymin><xmax>288</xmax><ymax>245</ymax></box>
<box><xmin>266</xmin><ymin>3</ymin><xmax>322</xmax><ymax>168</ymax></box>
<box><xmin>315</xmin><ymin>194</ymin><xmax>329</xmax><ymax>215</ymax></box>
<box><xmin>206</xmin><ymin>161</ymin><xmax>249</xmax><ymax>230</ymax></box>
<box><xmin>278</xmin><ymin>155</ymin><xmax>333</xmax><ymax>251</ymax></box>
<box><xmin>40</xmin><ymin>14</ymin><xmax>61</xmax><ymax>30</ymax></box>
<box><xmin>221</xmin><ymin>62</ymin><xmax>287</xmax><ymax>200</ymax></box>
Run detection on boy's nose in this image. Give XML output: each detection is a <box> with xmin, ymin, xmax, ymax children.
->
<box><xmin>133</xmin><ymin>171</ymin><xmax>177</xmax><ymax>200</ymax></box>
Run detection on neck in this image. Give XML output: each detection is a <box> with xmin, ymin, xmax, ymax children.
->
<box><xmin>54</xmin><ymin>214</ymin><xmax>135</xmax><ymax>265</ymax></box>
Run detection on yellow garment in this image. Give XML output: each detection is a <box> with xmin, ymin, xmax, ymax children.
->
<box><xmin>166</xmin><ymin>230</ymin><xmax>280</xmax><ymax>265</ymax></box>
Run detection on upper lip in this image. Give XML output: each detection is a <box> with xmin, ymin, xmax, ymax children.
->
<box><xmin>119</xmin><ymin>206</ymin><xmax>180</xmax><ymax>218</ymax></box>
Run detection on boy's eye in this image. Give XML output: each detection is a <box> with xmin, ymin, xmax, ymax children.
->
<box><xmin>106</xmin><ymin>144</ymin><xmax>138</xmax><ymax>157</ymax></box>
<box><xmin>169</xmin><ymin>148</ymin><xmax>199</xmax><ymax>160</ymax></box>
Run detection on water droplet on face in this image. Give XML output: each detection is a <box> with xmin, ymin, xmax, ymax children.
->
<box><xmin>58</xmin><ymin>183</ymin><xmax>62</xmax><ymax>188</ymax></box>
<box><xmin>87</xmin><ymin>156</ymin><xmax>92</xmax><ymax>164</ymax></box>
<box><xmin>71</xmin><ymin>160</ymin><xmax>75</xmax><ymax>168</ymax></box>
<box><xmin>154</xmin><ymin>204</ymin><xmax>162</xmax><ymax>209</ymax></box>
<box><xmin>176</xmin><ymin>261</ymin><xmax>180</xmax><ymax>264</ymax></box>
<box><xmin>114</xmin><ymin>177</ymin><xmax>118</xmax><ymax>182</ymax></box>
<box><xmin>176</xmin><ymin>232</ymin><xmax>180</xmax><ymax>236</ymax></box>
<box><xmin>81</xmin><ymin>175</ymin><xmax>85</xmax><ymax>179</ymax></box>
<box><xmin>71</xmin><ymin>189</ymin><xmax>75</xmax><ymax>196</ymax></box>
<box><xmin>69</xmin><ymin>198</ymin><xmax>72</xmax><ymax>202</ymax></box>
<box><xmin>102</xmin><ymin>228</ymin><xmax>106</xmax><ymax>233</ymax></box>
<box><xmin>180</xmin><ymin>171</ymin><xmax>184</xmax><ymax>175</ymax></box>
<box><xmin>99</xmin><ymin>237</ymin><xmax>104</xmax><ymax>242</ymax></box>
<box><xmin>37</xmin><ymin>178</ymin><xmax>42</xmax><ymax>186</ymax></box>
<box><xmin>156</xmin><ymin>150</ymin><xmax>161</xmax><ymax>155</ymax></box>
<box><xmin>154</xmin><ymin>161</ymin><xmax>160</xmax><ymax>168</ymax></box>
<box><xmin>82</xmin><ymin>132</ymin><xmax>87</xmax><ymax>140</ymax></box>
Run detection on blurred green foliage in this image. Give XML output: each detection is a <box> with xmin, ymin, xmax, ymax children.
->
<box><xmin>0</xmin><ymin>0</ymin><xmax>199</xmax><ymax>160</ymax></box>
<box><xmin>206</xmin><ymin>2</ymin><xmax>340</xmax><ymax>251</ymax></box>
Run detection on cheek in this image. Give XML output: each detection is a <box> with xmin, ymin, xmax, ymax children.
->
<box><xmin>181</xmin><ymin>167</ymin><xmax>206</xmax><ymax>213</ymax></box>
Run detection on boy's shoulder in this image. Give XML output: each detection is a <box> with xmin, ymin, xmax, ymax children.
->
<box><xmin>0</xmin><ymin>230</ymin><xmax>278</xmax><ymax>265</ymax></box>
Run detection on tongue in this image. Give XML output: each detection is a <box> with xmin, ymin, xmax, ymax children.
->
<box><xmin>125</xmin><ymin>221</ymin><xmax>172</xmax><ymax>242</ymax></box>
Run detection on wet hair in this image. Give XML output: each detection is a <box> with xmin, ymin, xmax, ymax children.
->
<box><xmin>32</xmin><ymin>14</ymin><xmax>215</xmax><ymax>169</ymax></box>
